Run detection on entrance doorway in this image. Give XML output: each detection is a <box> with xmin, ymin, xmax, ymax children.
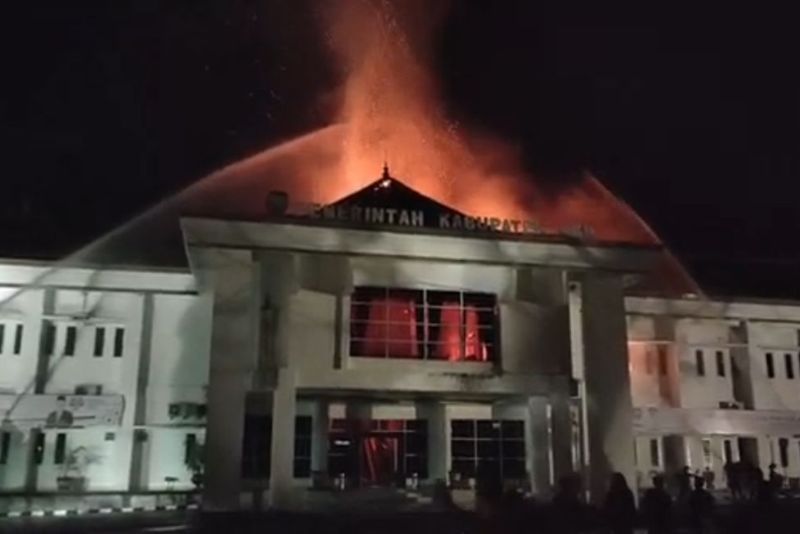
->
<box><xmin>361</xmin><ymin>436</ymin><xmax>399</xmax><ymax>486</ymax></box>
<box><xmin>328</xmin><ymin>418</ymin><xmax>428</xmax><ymax>487</ymax></box>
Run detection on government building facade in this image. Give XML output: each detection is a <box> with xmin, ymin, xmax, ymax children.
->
<box><xmin>2</xmin><ymin>174</ymin><xmax>800</xmax><ymax>511</ymax></box>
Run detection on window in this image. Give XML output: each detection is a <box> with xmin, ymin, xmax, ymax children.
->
<box><xmin>350</xmin><ymin>287</ymin><xmax>497</xmax><ymax>362</ymax></box>
<box><xmin>328</xmin><ymin>419</ymin><xmax>429</xmax><ymax>481</ymax></box>
<box><xmin>184</xmin><ymin>433</ymin><xmax>198</xmax><ymax>465</ymax></box>
<box><xmin>779</xmin><ymin>438</ymin><xmax>789</xmax><ymax>468</ymax></box>
<box><xmin>716</xmin><ymin>350</ymin><xmax>726</xmax><ymax>377</ymax></box>
<box><xmin>695</xmin><ymin>349</ymin><xmax>705</xmax><ymax>376</ymax></box>
<box><xmin>766</xmin><ymin>352</ymin><xmax>775</xmax><ymax>378</ymax></box>
<box><xmin>54</xmin><ymin>433</ymin><xmax>67</xmax><ymax>465</ymax></box>
<box><xmin>657</xmin><ymin>346</ymin><xmax>668</xmax><ymax>376</ymax></box>
<box><xmin>104</xmin><ymin>432</ymin><xmax>116</xmax><ymax>442</ymax></box>
<box><xmin>113</xmin><ymin>327</ymin><xmax>124</xmax><ymax>357</ymax></box>
<box><xmin>242</xmin><ymin>415</ymin><xmax>321</xmax><ymax>480</ymax></box>
<box><xmin>786</xmin><ymin>353</ymin><xmax>795</xmax><ymax>380</ymax></box>
<box><xmin>649</xmin><ymin>438</ymin><xmax>661</xmax><ymax>468</ymax></box>
<box><xmin>702</xmin><ymin>438</ymin><xmax>712</xmax><ymax>468</ymax></box>
<box><xmin>723</xmin><ymin>439</ymin><xmax>734</xmax><ymax>463</ymax></box>
<box><xmin>0</xmin><ymin>432</ymin><xmax>9</xmax><ymax>464</ymax></box>
<box><xmin>33</xmin><ymin>432</ymin><xmax>45</xmax><ymax>464</ymax></box>
<box><xmin>13</xmin><ymin>324</ymin><xmax>22</xmax><ymax>355</ymax></box>
<box><xmin>43</xmin><ymin>322</ymin><xmax>56</xmax><ymax>355</ymax></box>
<box><xmin>294</xmin><ymin>416</ymin><xmax>312</xmax><ymax>477</ymax></box>
<box><xmin>241</xmin><ymin>415</ymin><xmax>271</xmax><ymax>479</ymax></box>
<box><xmin>450</xmin><ymin>419</ymin><xmax>525</xmax><ymax>481</ymax></box>
<box><xmin>64</xmin><ymin>326</ymin><xmax>77</xmax><ymax>357</ymax></box>
<box><xmin>93</xmin><ymin>327</ymin><xmax>105</xmax><ymax>357</ymax></box>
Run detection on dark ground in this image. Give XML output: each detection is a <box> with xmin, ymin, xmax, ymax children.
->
<box><xmin>3</xmin><ymin>502</ymin><xmax>800</xmax><ymax>534</ymax></box>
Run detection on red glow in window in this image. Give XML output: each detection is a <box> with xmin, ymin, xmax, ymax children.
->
<box><xmin>362</xmin><ymin>298</ymin><xmax>419</xmax><ymax>358</ymax></box>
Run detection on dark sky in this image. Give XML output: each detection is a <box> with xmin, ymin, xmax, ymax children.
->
<box><xmin>2</xmin><ymin>1</ymin><xmax>800</xmax><ymax>298</ymax></box>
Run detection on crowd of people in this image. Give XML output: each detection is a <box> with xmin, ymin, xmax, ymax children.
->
<box><xmin>453</xmin><ymin>461</ymin><xmax>796</xmax><ymax>534</ymax></box>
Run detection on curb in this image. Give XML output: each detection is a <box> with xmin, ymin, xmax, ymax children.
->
<box><xmin>0</xmin><ymin>502</ymin><xmax>198</xmax><ymax>519</ymax></box>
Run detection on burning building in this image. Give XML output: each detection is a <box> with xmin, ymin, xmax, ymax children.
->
<box><xmin>2</xmin><ymin>0</ymin><xmax>800</xmax><ymax>517</ymax></box>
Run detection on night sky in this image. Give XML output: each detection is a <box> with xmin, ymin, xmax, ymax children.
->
<box><xmin>2</xmin><ymin>1</ymin><xmax>799</xmax><ymax>298</ymax></box>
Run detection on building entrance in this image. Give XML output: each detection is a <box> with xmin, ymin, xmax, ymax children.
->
<box><xmin>361</xmin><ymin>436</ymin><xmax>399</xmax><ymax>485</ymax></box>
<box><xmin>328</xmin><ymin>418</ymin><xmax>427</xmax><ymax>487</ymax></box>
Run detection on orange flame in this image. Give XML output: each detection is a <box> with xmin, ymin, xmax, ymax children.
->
<box><xmin>180</xmin><ymin>0</ymin><xmax>698</xmax><ymax>293</ymax></box>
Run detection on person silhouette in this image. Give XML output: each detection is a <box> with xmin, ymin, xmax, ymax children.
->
<box><xmin>45</xmin><ymin>396</ymin><xmax>74</xmax><ymax>428</ymax></box>
<box><xmin>688</xmin><ymin>476</ymin><xmax>715</xmax><ymax>533</ymax></box>
<box><xmin>641</xmin><ymin>475</ymin><xmax>673</xmax><ymax>534</ymax></box>
<box><xmin>550</xmin><ymin>473</ymin><xmax>595</xmax><ymax>534</ymax></box>
<box><xmin>602</xmin><ymin>472</ymin><xmax>636</xmax><ymax>534</ymax></box>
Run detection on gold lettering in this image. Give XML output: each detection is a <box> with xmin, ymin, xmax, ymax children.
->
<box><xmin>490</xmin><ymin>217</ymin><xmax>502</xmax><ymax>230</ymax></box>
<box><xmin>411</xmin><ymin>211</ymin><xmax>424</xmax><ymax>226</ymax></box>
<box><xmin>371</xmin><ymin>208</ymin><xmax>385</xmax><ymax>224</ymax></box>
<box><xmin>385</xmin><ymin>209</ymin><xmax>397</xmax><ymax>224</ymax></box>
<box><xmin>501</xmin><ymin>219</ymin><xmax>512</xmax><ymax>233</ymax></box>
<box><xmin>439</xmin><ymin>214</ymin><xmax>451</xmax><ymax>229</ymax></box>
<box><xmin>399</xmin><ymin>210</ymin><xmax>410</xmax><ymax>226</ymax></box>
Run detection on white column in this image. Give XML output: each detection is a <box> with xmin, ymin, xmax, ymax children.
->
<box><xmin>571</xmin><ymin>274</ymin><xmax>636</xmax><ymax>504</ymax></box>
<box><xmin>550</xmin><ymin>393</ymin><xmax>574</xmax><ymax>482</ymax></box>
<box><xmin>311</xmin><ymin>400</ymin><xmax>329</xmax><ymax>476</ymax></box>
<box><xmin>191</xmin><ymin>248</ymin><xmax>261</xmax><ymax>511</ymax></box>
<box><xmin>269</xmin><ymin>368</ymin><xmax>297</xmax><ymax>508</ymax></box>
<box><xmin>527</xmin><ymin>397</ymin><xmax>552</xmax><ymax>495</ymax></box>
<box><xmin>425</xmin><ymin>402</ymin><xmax>448</xmax><ymax>482</ymax></box>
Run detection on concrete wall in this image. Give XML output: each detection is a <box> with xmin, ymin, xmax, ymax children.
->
<box><xmin>748</xmin><ymin>322</ymin><xmax>800</xmax><ymax>411</ymax></box>
<box><xmin>0</xmin><ymin>288</ymin><xmax>46</xmax><ymax>394</ymax></box>
<box><xmin>0</xmin><ymin>263</ymin><xmax>206</xmax><ymax>494</ymax></box>
<box><xmin>675</xmin><ymin>319</ymin><xmax>736</xmax><ymax>409</ymax></box>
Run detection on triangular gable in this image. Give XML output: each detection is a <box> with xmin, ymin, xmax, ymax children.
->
<box><xmin>318</xmin><ymin>165</ymin><xmax>466</xmax><ymax>230</ymax></box>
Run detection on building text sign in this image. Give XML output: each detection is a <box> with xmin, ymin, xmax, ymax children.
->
<box><xmin>307</xmin><ymin>203</ymin><xmax>593</xmax><ymax>239</ymax></box>
<box><xmin>0</xmin><ymin>394</ymin><xmax>125</xmax><ymax>431</ymax></box>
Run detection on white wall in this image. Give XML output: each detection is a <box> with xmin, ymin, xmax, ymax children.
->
<box><xmin>675</xmin><ymin>320</ymin><xmax>735</xmax><ymax>409</ymax></box>
<box><xmin>145</xmin><ymin>294</ymin><xmax>212</xmax><ymax>426</ymax></box>
<box><xmin>0</xmin><ymin>428</ymin><xmax>28</xmax><ymax>490</ymax></box>
<box><xmin>34</xmin><ymin>427</ymin><xmax>133</xmax><ymax>492</ymax></box>
<box><xmin>748</xmin><ymin>322</ymin><xmax>800</xmax><ymax>411</ymax></box>
<box><xmin>145</xmin><ymin>428</ymin><xmax>205</xmax><ymax>490</ymax></box>
<box><xmin>0</xmin><ymin>288</ymin><xmax>45</xmax><ymax>394</ymax></box>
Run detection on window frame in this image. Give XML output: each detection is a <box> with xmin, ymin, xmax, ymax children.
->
<box><xmin>695</xmin><ymin>349</ymin><xmax>706</xmax><ymax>377</ymax></box>
<box><xmin>54</xmin><ymin>433</ymin><xmax>67</xmax><ymax>465</ymax></box>
<box><xmin>349</xmin><ymin>287</ymin><xmax>499</xmax><ymax>362</ymax></box>
<box><xmin>64</xmin><ymin>325</ymin><xmax>77</xmax><ymax>357</ymax></box>
<box><xmin>113</xmin><ymin>327</ymin><xmax>125</xmax><ymax>358</ymax></box>
<box><xmin>0</xmin><ymin>431</ymin><xmax>9</xmax><ymax>464</ymax></box>
<box><xmin>649</xmin><ymin>438</ymin><xmax>661</xmax><ymax>468</ymax></box>
<box><xmin>716</xmin><ymin>350</ymin><xmax>726</xmax><ymax>377</ymax></box>
<box><xmin>701</xmin><ymin>438</ymin><xmax>713</xmax><ymax>468</ymax></box>
<box><xmin>449</xmin><ymin>419</ymin><xmax>526</xmax><ymax>481</ymax></box>
<box><xmin>723</xmin><ymin>439</ymin><xmax>734</xmax><ymax>463</ymax></box>
<box><xmin>93</xmin><ymin>327</ymin><xmax>105</xmax><ymax>357</ymax></box>
<box><xmin>766</xmin><ymin>352</ymin><xmax>775</xmax><ymax>379</ymax></box>
<box><xmin>786</xmin><ymin>353</ymin><xmax>795</xmax><ymax>380</ymax></box>
<box><xmin>13</xmin><ymin>324</ymin><xmax>23</xmax><ymax>355</ymax></box>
